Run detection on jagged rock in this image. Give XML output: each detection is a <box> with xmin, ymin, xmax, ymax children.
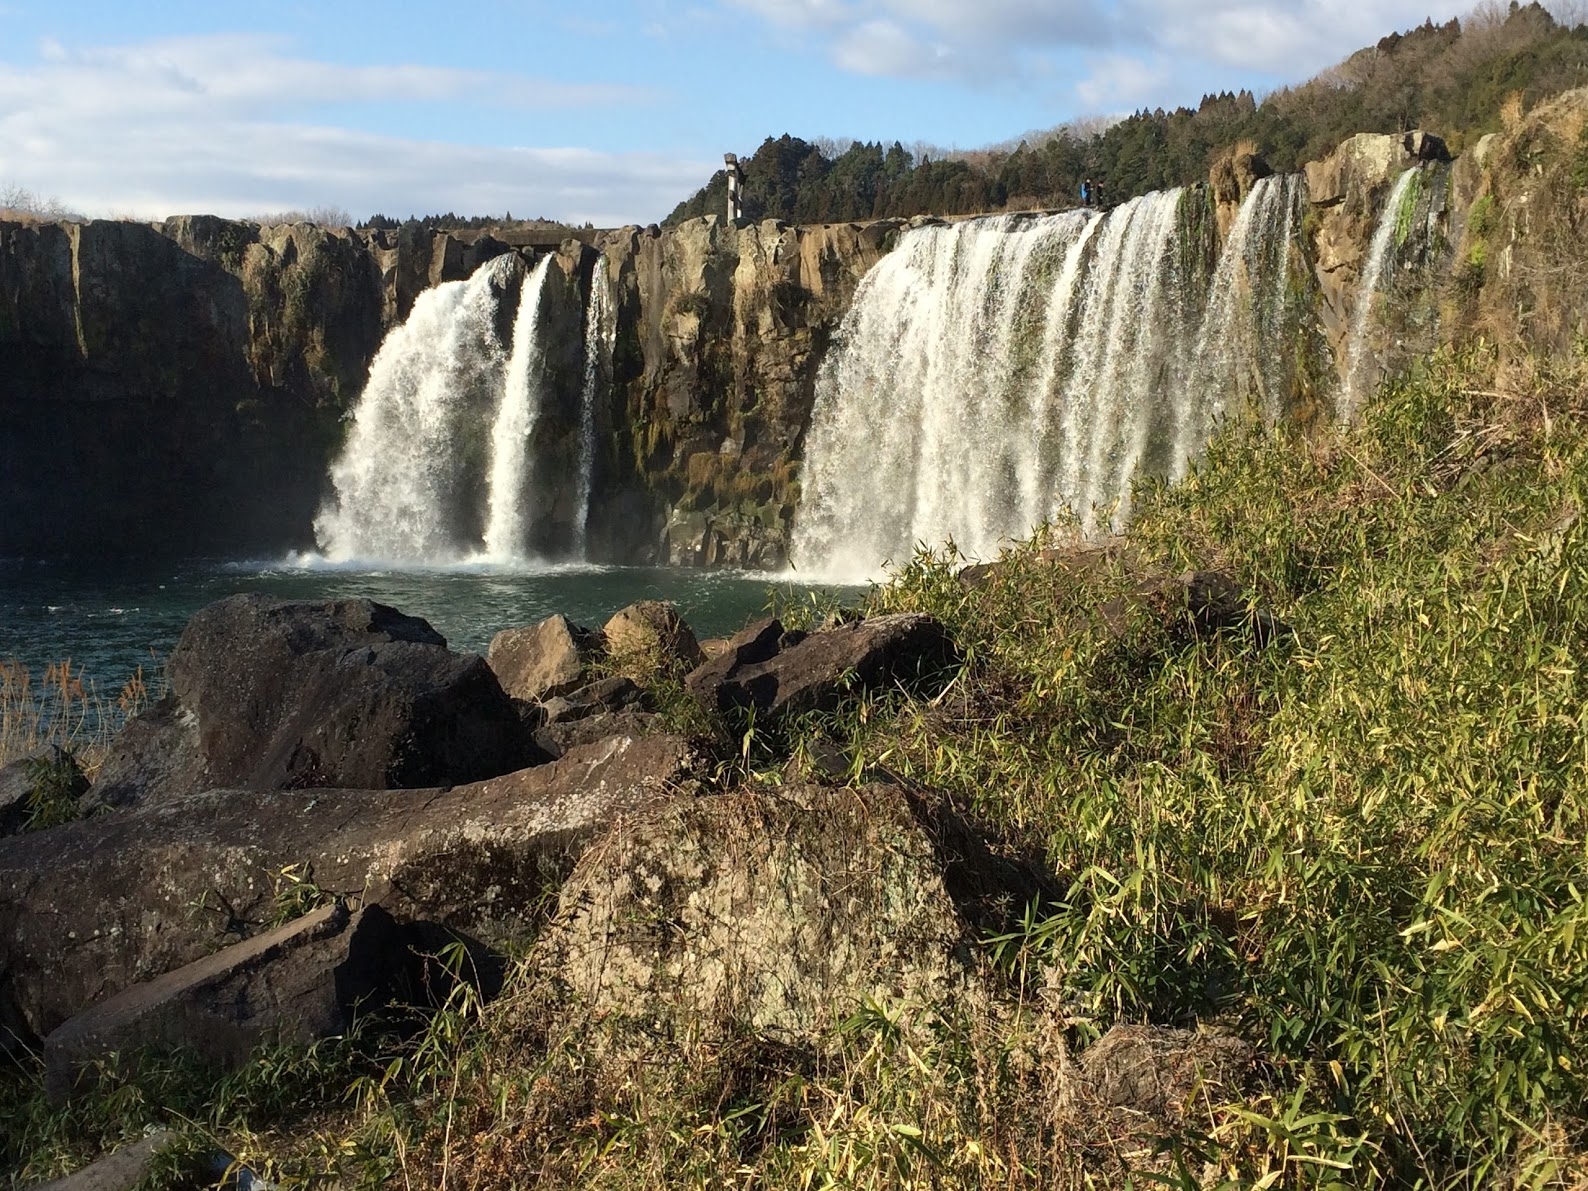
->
<box><xmin>0</xmin><ymin>760</ymin><xmax>30</xmax><ymax>834</ymax></box>
<box><xmin>592</xmin><ymin>217</ymin><xmax>893</xmax><ymax>564</ymax></box>
<box><xmin>30</xmin><ymin>1130</ymin><xmax>177</xmax><ymax>1191</ymax></box>
<box><xmin>1404</xmin><ymin>129</ymin><xmax>1450</xmax><ymax>161</ymax></box>
<box><xmin>0</xmin><ymin>734</ymin><xmax>699</xmax><ymax>1043</ymax></box>
<box><xmin>539</xmin><ymin>676</ymin><xmax>643</xmax><ymax>726</ymax></box>
<box><xmin>0</xmin><ymin>747</ymin><xmax>87</xmax><ymax>835</ymax></box>
<box><xmin>532</xmin><ymin>784</ymin><xmax>970</xmax><ymax>1041</ymax></box>
<box><xmin>602</xmin><ymin>601</ymin><xmax>704</xmax><ymax>678</ymax></box>
<box><xmin>535</xmin><ymin>709</ymin><xmax>670</xmax><ymax>760</ymax></box>
<box><xmin>685</xmin><ymin>613</ymin><xmax>958</xmax><ymax>720</ymax></box>
<box><xmin>44</xmin><ymin>904</ymin><xmax>408</xmax><ymax>1100</ymax></box>
<box><xmin>487</xmin><ymin>614</ymin><xmax>600</xmax><ymax>701</ymax></box>
<box><xmin>1305</xmin><ymin>131</ymin><xmax>1420</xmax><ymax>208</ymax></box>
<box><xmin>683</xmin><ymin>616</ymin><xmax>785</xmax><ymax>705</ymax></box>
<box><xmin>0</xmin><ymin>216</ymin><xmax>384</xmax><ymax>560</ymax></box>
<box><xmin>88</xmin><ymin>596</ymin><xmax>528</xmax><ymax>810</ymax></box>
<box><xmin>1210</xmin><ymin>148</ymin><xmax>1273</xmax><ymax>206</ymax></box>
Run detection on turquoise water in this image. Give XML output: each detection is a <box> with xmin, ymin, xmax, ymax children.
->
<box><xmin>0</xmin><ymin>558</ymin><xmax>861</xmax><ymax>686</ymax></box>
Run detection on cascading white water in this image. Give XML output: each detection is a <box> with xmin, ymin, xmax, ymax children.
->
<box><xmin>1338</xmin><ymin>166</ymin><xmax>1420</xmax><ymax>419</ymax></box>
<box><xmin>1177</xmin><ymin>173</ymin><xmax>1305</xmax><ymax>475</ymax></box>
<box><xmin>316</xmin><ymin>255</ymin><xmax>521</xmax><ymax>564</ymax></box>
<box><xmin>792</xmin><ymin>180</ymin><xmax>1316</xmax><ymax>582</ymax></box>
<box><xmin>482</xmin><ymin>256</ymin><xmax>555</xmax><ymax>561</ymax></box>
<box><xmin>790</xmin><ymin>210</ymin><xmax>1098</xmax><ymax>581</ymax></box>
<box><xmin>573</xmin><ymin>258</ymin><xmax>612</xmax><ymax>558</ymax></box>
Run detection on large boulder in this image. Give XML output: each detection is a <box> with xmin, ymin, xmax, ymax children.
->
<box><xmin>44</xmin><ymin>903</ymin><xmax>408</xmax><ymax>1100</ymax></box>
<box><xmin>538</xmin><ymin>675</ymin><xmax>643</xmax><ymax>726</ymax></box>
<box><xmin>683</xmin><ymin>616</ymin><xmax>785</xmax><ymax>703</ymax></box>
<box><xmin>486</xmin><ymin>614</ymin><xmax>601</xmax><ymax>701</ymax></box>
<box><xmin>0</xmin><ymin>734</ymin><xmax>699</xmax><ymax>1043</ymax></box>
<box><xmin>89</xmin><ymin>595</ymin><xmax>529</xmax><ymax>809</ymax></box>
<box><xmin>531</xmin><ymin>784</ymin><xmax>970</xmax><ymax>1041</ymax></box>
<box><xmin>685</xmin><ymin>613</ymin><xmax>957</xmax><ymax>720</ymax></box>
<box><xmin>1304</xmin><ymin>131</ymin><xmax>1420</xmax><ymax>209</ymax></box>
<box><xmin>601</xmin><ymin>600</ymin><xmax>704</xmax><ymax>680</ymax></box>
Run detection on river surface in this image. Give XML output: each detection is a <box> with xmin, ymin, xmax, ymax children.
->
<box><xmin>0</xmin><ymin>558</ymin><xmax>860</xmax><ymax>686</ymax></box>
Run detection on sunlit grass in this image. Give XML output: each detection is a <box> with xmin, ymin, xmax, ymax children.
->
<box><xmin>8</xmin><ymin>342</ymin><xmax>1588</xmax><ymax>1187</ymax></box>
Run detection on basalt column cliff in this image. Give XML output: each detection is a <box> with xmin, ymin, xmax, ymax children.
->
<box><xmin>7</xmin><ymin>97</ymin><xmax>1581</xmax><ymax>569</ymax></box>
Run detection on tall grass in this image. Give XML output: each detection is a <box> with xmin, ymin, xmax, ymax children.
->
<box><xmin>8</xmin><ymin>343</ymin><xmax>1588</xmax><ymax>1187</ymax></box>
<box><xmin>860</xmin><ymin>340</ymin><xmax>1588</xmax><ymax>1186</ymax></box>
<box><xmin>0</xmin><ymin>660</ymin><xmax>152</xmax><ymax>774</ymax></box>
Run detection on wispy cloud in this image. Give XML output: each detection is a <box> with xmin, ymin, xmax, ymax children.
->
<box><xmin>729</xmin><ymin>0</ymin><xmax>1109</xmax><ymax>79</ymax></box>
<box><xmin>0</xmin><ymin>34</ymin><xmax>701</xmax><ymax>223</ymax></box>
<box><xmin>1075</xmin><ymin>52</ymin><xmax>1170</xmax><ymax>110</ymax></box>
<box><xmin>727</xmin><ymin>0</ymin><xmax>1474</xmax><ymax>100</ymax></box>
<box><xmin>1129</xmin><ymin>0</ymin><xmax>1471</xmax><ymax>73</ymax></box>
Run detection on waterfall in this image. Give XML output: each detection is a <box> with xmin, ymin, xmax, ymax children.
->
<box><xmin>1338</xmin><ymin>166</ymin><xmax>1420</xmax><ymax>420</ymax></box>
<box><xmin>482</xmin><ymin>256</ymin><xmax>555</xmax><ymax>561</ymax></box>
<box><xmin>573</xmin><ymin>258</ymin><xmax>612</xmax><ymax>559</ymax></box>
<box><xmin>315</xmin><ymin>255</ymin><xmax>521</xmax><ymax>564</ymax></box>
<box><xmin>791</xmin><ymin>181</ymin><xmax>1317</xmax><ymax>582</ymax></box>
<box><xmin>1177</xmin><ymin>173</ymin><xmax>1305</xmax><ymax>475</ymax></box>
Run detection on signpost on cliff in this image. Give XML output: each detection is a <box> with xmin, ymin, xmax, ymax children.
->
<box><xmin>725</xmin><ymin>154</ymin><xmax>744</xmax><ymax>224</ymax></box>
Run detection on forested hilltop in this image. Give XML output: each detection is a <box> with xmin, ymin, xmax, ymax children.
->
<box><xmin>667</xmin><ymin>1</ymin><xmax>1588</xmax><ymax>225</ymax></box>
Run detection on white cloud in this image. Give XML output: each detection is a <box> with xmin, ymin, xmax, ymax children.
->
<box><xmin>1075</xmin><ymin>52</ymin><xmax>1170</xmax><ymax>110</ymax></box>
<box><xmin>728</xmin><ymin>0</ymin><xmax>1108</xmax><ymax>79</ymax></box>
<box><xmin>833</xmin><ymin>19</ymin><xmax>955</xmax><ymax>77</ymax></box>
<box><xmin>730</xmin><ymin>0</ymin><xmax>859</xmax><ymax>28</ymax></box>
<box><xmin>727</xmin><ymin>0</ymin><xmax>1474</xmax><ymax>94</ymax></box>
<box><xmin>1129</xmin><ymin>0</ymin><xmax>1471</xmax><ymax>74</ymax></box>
<box><xmin>0</xmin><ymin>34</ymin><xmax>702</xmax><ymax>223</ymax></box>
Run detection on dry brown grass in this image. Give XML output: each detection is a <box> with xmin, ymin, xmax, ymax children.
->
<box><xmin>0</xmin><ymin>660</ymin><xmax>152</xmax><ymax>775</ymax></box>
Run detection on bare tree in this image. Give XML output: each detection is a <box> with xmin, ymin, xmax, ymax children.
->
<box><xmin>249</xmin><ymin>204</ymin><xmax>353</xmax><ymax>228</ymax></box>
<box><xmin>1548</xmin><ymin>0</ymin><xmax>1588</xmax><ymax>27</ymax></box>
<box><xmin>0</xmin><ymin>183</ymin><xmax>80</xmax><ymax>221</ymax></box>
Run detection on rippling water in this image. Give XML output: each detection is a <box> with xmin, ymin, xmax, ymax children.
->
<box><xmin>0</xmin><ymin>557</ymin><xmax>858</xmax><ymax>686</ymax></box>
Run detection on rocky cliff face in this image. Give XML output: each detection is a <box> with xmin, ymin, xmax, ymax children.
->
<box><xmin>587</xmin><ymin>217</ymin><xmax>897</xmax><ymax>568</ymax></box>
<box><xmin>0</xmin><ymin>217</ymin><xmax>523</xmax><ymax>559</ymax></box>
<box><xmin>4</xmin><ymin>98</ymin><xmax>1580</xmax><ymax>565</ymax></box>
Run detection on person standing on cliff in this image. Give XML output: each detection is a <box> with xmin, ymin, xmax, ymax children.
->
<box><xmin>1081</xmin><ymin>178</ymin><xmax>1094</xmax><ymax>206</ymax></box>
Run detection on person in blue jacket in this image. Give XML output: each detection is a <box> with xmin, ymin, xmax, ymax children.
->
<box><xmin>1080</xmin><ymin>178</ymin><xmax>1094</xmax><ymax>206</ymax></box>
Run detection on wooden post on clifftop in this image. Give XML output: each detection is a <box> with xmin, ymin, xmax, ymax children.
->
<box><xmin>725</xmin><ymin>153</ymin><xmax>744</xmax><ymax>224</ymax></box>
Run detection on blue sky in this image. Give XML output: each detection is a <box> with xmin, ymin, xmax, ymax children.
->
<box><xmin>0</xmin><ymin>0</ymin><xmax>1483</xmax><ymax>224</ymax></box>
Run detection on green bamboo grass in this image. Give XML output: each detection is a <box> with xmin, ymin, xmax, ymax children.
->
<box><xmin>7</xmin><ymin>341</ymin><xmax>1588</xmax><ymax>1188</ymax></box>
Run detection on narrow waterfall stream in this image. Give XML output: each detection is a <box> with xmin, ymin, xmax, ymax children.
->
<box><xmin>1338</xmin><ymin>166</ymin><xmax>1421</xmax><ymax>419</ymax></box>
<box><xmin>1178</xmin><ymin>173</ymin><xmax>1305</xmax><ymax>474</ymax></box>
<box><xmin>792</xmin><ymin>181</ymin><xmax>1308</xmax><ymax>582</ymax></box>
<box><xmin>574</xmin><ymin>259</ymin><xmax>612</xmax><ymax>559</ymax></box>
<box><xmin>315</xmin><ymin>253</ymin><xmax>578</xmax><ymax>567</ymax></box>
<box><xmin>483</xmin><ymin>256</ymin><xmax>555</xmax><ymax>561</ymax></box>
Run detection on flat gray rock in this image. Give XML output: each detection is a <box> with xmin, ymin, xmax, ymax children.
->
<box><xmin>0</xmin><ymin>734</ymin><xmax>700</xmax><ymax>1044</ymax></box>
<box><xmin>28</xmin><ymin>1131</ymin><xmax>175</xmax><ymax>1191</ymax></box>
